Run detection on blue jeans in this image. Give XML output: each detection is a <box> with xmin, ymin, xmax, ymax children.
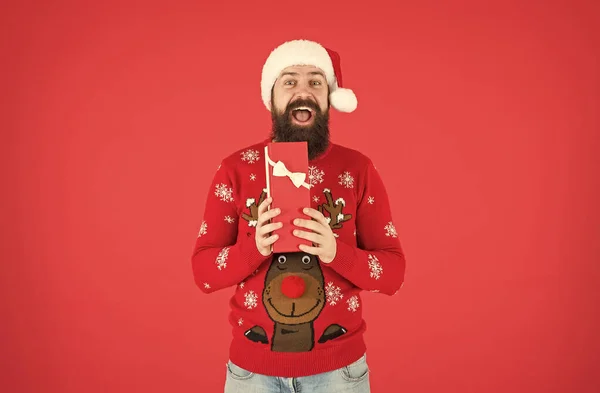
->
<box><xmin>224</xmin><ymin>353</ymin><xmax>371</xmax><ymax>393</ymax></box>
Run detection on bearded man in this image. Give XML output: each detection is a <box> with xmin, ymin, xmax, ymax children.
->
<box><xmin>191</xmin><ymin>39</ymin><xmax>406</xmax><ymax>393</ymax></box>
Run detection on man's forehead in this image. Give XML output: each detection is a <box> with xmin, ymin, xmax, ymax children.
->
<box><xmin>278</xmin><ymin>65</ymin><xmax>326</xmax><ymax>78</ymax></box>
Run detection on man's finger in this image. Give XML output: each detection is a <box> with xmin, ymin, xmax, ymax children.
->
<box><xmin>301</xmin><ymin>207</ymin><xmax>330</xmax><ymax>227</ymax></box>
<box><xmin>294</xmin><ymin>217</ymin><xmax>326</xmax><ymax>234</ymax></box>
<box><xmin>298</xmin><ymin>244</ymin><xmax>321</xmax><ymax>255</ymax></box>
<box><xmin>257</xmin><ymin>207</ymin><xmax>280</xmax><ymax>227</ymax></box>
<box><xmin>293</xmin><ymin>229</ymin><xmax>322</xmax><ymax>244</ymax></box>
<box><xmin>261</xmin><ymin>234</ymin><xmax>279</xmax><ymax>247</ymax></box>
<box><xmin>259</xmin><ymin>222</ymin><xmax>283</xmax><ymax>236</ymax></box>
<box><xmin>257</xmin><ymin>197</ymin><xmax>272</xmax><ymax>216</ymax></box>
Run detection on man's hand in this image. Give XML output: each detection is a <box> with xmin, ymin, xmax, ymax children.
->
<box><xmin>255</xmin><ymin>197</ymin><xmax>282</xmax><ymax>256</ymax></box>
<box><xmin>293</xmin><ymin>207</ymin><xmax>337</xmax><ymax>263</ymax></box>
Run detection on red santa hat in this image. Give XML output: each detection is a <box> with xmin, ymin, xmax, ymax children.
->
<box><xmin>261</xmin><ymin>39</ymin><xmax>358</xmax><ymax>113</ymax></box>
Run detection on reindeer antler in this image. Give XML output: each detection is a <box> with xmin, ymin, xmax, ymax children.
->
<box><xmin>242</xmin><ymin>189</ymin><xmax>267</xmax><ymax>227</ymax></box>
<box><xmin>318</xmin><ymin>188</ymin><xmax>352</xmax><ymax>230</ymax></box>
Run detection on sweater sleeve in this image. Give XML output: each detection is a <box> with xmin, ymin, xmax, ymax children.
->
<box><xmin>326</xmin><ymin>159</ymin><xmax>406</xmax><ymax>295</ymax></box>
<box><xmin>191</xmin><ymin>161</ymin><xmax>269</xmax><ymax>294</ymax></box>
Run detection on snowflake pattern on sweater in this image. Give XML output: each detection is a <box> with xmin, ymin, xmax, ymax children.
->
<box><xmin>215</xmin><ymin>247</ymin><xmax>229</xmax><ymax>270</ymax></box>
<box><xmin>346</xmin><ymin>295</ymin><xmax>360</xmax><ymax>312</ymax></box>
<box><xmin>338</xmin><ymin>171</ymin><xmax>355</xmax><ymax>188</ymax></box>
<box><xmin>368</xmin><ymin>254</ymin><xmax>383</xmax><ymax>280</ymax></box>
<box><xmin>325</xmin><ymin>282</ymin><xmax>344</xmax><ymax>306</ymax></box>
<box><xmin>241</xmin><ymin>149</ymin><xmax>260</xmax><ymax>164</ymax></box>
<box><xmin>197</xmin><ymin>220</ymin><xmax>207</xmax><ymax>237</ymax></box>
<box><xmin>214</xmin><ymin>184</ymin><xmax>234</xmax><ymax>202</ymax></box>
<box><xmin>224</xmin><ymin>215</ymin><xmax>235</xmax><ymax>224</ymax></box>
<box><xmin>244</xmin><ymin>290</ymin><xmax>258</xmax><ymax>309</ymax></box>
<box><xmin>385</xmin><ymin>221</ymin><xmax>398</xmax><ymax>237</ymax></box>
<box><xmin>308</xmin><ymin>165</ymin><xmax>325</xmax><ymax>185</ymax></box>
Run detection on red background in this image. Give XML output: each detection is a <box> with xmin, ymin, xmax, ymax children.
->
<box><xmin>2</xmin><ymin>1</ymin><xmax>599</xmax><ymax>392</ymax></box>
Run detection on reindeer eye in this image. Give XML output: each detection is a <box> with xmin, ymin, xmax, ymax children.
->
<box><xmin>278</xmin><ymin>255</ymin><xmax>287</xmax><ymax>264</ymax></box>
<box><xmin>302</xmin><ymin>255</ymin><xmax>311</xmax><ymax>264</ymax></box>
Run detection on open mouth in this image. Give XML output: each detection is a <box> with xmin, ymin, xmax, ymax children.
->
<box><xmin>291</xmin><ymin>106</ymin><xmax>314</xmax><ymax>124</ymax></box>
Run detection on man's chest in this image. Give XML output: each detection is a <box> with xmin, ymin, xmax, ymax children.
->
<box><xmin>235</xmin><ymin>163</ymin><xmax>359</xmax><ymax>238</ymax></box>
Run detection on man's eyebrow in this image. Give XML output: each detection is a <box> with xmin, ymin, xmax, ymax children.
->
<box><xmin>279</xmin><ymin>71</ymin><xmax>326</xmax><ymax>78</ymax></box>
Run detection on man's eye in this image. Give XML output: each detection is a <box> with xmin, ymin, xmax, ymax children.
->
<box><xmin>311</xmin><ymin>80</ymin><xmax>322</xmax><ymax>85</ymax></box>
<box><xmin>284</xmin><ymin>80</ymin><xmax>295</xmax><ymax>85</ymax></box>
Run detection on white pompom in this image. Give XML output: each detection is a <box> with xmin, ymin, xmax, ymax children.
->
<box><xmin>329</xmin><ymin>87</ymin><xmax>357</xmax><ymax>112</ymax></box>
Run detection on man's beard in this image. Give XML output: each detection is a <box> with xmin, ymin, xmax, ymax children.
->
<box><xmin>270</xmin><ymin>98</ymin><xmax>330</xmax><ymax>161</ymax></box>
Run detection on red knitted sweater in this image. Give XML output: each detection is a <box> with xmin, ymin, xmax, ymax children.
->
<box><xmin>191</xmin><ymin>139</ymin><xmax>406</xmax><ymax>377</ymax></box>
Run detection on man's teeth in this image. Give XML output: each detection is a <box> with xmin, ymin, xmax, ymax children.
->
<box><xmin>294</xmin><ymin>106</ymin><xmax>313</xmax><ymax>112</ymax></box>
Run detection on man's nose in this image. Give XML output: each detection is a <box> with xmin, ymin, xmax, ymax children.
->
<box><xmin>294</xmin><ymin>82</ymin><xmax>314</xmax><ymax>97</ymax></box>
<box><xmin>293</xmin><ymin>90</ymin><xmax>315</xmax><ymax>104</ymax></box>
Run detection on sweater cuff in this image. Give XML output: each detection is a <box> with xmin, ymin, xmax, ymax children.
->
<box><xmin>327</xmin><ymin>238</ymin><xmax>358</xmax><ymax>276</ymax></box>
<box><xmin>240</xmin><ymin>234</ymin><xmax>270</xmax><ymax>271</ymax></box>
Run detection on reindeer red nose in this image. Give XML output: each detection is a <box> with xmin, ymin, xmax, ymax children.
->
<box><xmin>281</xmin><ymin>275</ymin><xmax>305</xmax><ymax>298</ymax></box>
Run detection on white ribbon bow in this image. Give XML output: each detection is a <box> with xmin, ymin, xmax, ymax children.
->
<box><xmin>273</xmin><ymin>160</ymin><xmax>308</xmax><ymax>188</ymax></box>
<box><xmin>265</xmin><ymin>146</ymin><xmax>312</xmax><ymax>189</ymax></box>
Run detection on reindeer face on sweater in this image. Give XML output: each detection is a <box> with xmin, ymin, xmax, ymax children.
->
<box><xmin>241</xmin><ymin>187</ymin><xmax>354</xmax><ymax>352</ymax></box>
<box><xmin>263</xmin><ymin>252</ymin><xmax>325</xmax><ymax>325</ymax></box>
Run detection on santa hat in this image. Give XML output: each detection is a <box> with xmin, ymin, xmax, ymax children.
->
<box><xmin>261</xmin><ymin>39</ymin><xmax>357</xmax><ymax>113</ymax></box>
